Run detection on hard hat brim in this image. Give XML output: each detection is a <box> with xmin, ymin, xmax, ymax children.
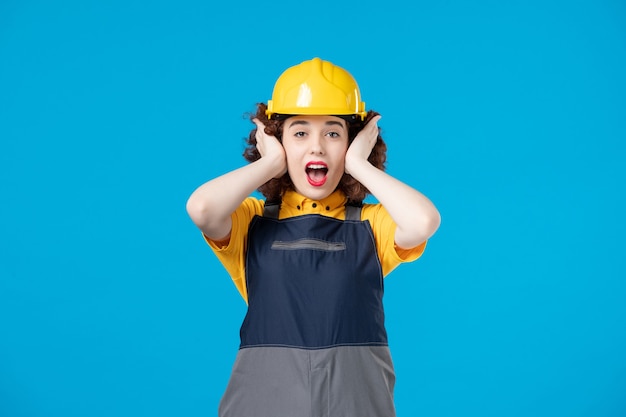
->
<box><xmin>268</xmin><ymin>112</ymin><xmax>366</xmax><ymax>122</ymax></box>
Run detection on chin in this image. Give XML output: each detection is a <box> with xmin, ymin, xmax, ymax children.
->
<box><xmin>294</xmin><ymin>184</ymin><xmax>332</xmax><ymax>200</ymax></box>
<box><xmin>293</xmin><ymin>175</ymin><xmax>341</xmax><ymax>200</ymax></box>
<box><xmin>302</xmin><ymin>189</ymin><xmax>331</xmax><ymax>200</ymax></box>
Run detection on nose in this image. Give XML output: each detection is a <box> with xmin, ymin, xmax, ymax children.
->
<box><xmin>309</xmin><ymin>133</ymin><xmax>324</xmax><ymax>155</ymax></box>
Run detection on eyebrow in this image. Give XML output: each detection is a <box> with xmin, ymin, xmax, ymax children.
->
<box><xmin>287</xmin><ymin>120</ymin><xmax>346</xmax><ymax>128</ymax></box>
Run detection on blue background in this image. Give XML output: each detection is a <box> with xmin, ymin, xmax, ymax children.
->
<box><xmin>1</xmin><ymin>1</ymin><xmax>625</xmax><ymax>416</ymax></box>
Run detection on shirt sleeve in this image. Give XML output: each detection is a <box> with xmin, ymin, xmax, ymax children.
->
<box><xmin>203</xmin><ymin>197</ymin><xmax>264</xmax><ymax>302</ymax></box>
<box><xmin>362</xmin><ymin>203</ymin><xmax>427</xmax><ymax>277</ymax></box>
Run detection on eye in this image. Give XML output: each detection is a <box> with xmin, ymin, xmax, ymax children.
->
<box><xmin>294</xmin><ymin>131</ymin><xmax>306</xmax><ymax>138</ymax></box>
<box><xmin>326</xmin><ymin>131</ymin><xmax>343</xmax><ymax>139</ymax></box>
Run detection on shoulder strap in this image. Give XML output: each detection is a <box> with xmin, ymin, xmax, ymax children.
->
<box><xmin>263</xmin><ymin>199</ymin><xmax>281</xmax><ymax>219</ymax></box>
<box><xmin>344</xmin><ymin>202</ymin><xmax>362</xmax><ymax>221</ymax></box>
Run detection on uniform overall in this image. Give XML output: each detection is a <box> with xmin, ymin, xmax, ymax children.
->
<box><xmin>218</xmin><ymin>203</ymin><xmax>396</xmax><ymax>417</ymax></box>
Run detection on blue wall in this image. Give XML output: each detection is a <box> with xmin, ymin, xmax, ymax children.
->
<box><xmin>1</xmin><ymin>1</ymin><xmax>625</xmax><ymax>416</ymax></box>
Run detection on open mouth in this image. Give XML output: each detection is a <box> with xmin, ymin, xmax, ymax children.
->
<box><xmin>306</xmin><ymin>162</ymin><xmax>328</xmax><ymax>187</ymax></box>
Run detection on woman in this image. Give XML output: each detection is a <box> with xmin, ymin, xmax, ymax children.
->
<box><xmin>187</xmin><ymin>57</ymin><xmax>441</xmax><ymax>417</ymax></box>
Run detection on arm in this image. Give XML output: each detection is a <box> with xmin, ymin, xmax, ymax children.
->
<box><xmin>344</xmin><ymin>116</ymin><xmax>441</xmax><ymax>249</ymax></box>
<box><xmin>186</xmin><ymin>119</ymin><xmax>287</xmax><ymax>240</ymax></box>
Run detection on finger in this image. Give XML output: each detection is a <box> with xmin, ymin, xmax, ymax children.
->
<box><xmin>368</xmin><ymin>115</ymin><xmax>381</xmax><ymax>127</ymax></box>
<box><xmin>252</xmin><ymin>118</ymin><xmax>266</xmax><ymax>130</ymax></box>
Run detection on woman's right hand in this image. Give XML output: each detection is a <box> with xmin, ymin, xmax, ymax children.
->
<box><xmin>253</xmin><ymin>118</ymin><xmax>287</xmax><ymax>178</ymax></box>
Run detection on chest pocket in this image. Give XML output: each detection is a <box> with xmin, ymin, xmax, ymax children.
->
<box><xmin>271</xmin><ymin>238</ymin><xmax>346</xmax><ymax>251</ymax></box>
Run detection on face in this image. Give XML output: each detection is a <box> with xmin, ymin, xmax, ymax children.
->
<box><xmin>282</xmin><ymin>115</ymin><xmax>349</xmax><ymax>200</ymax></box>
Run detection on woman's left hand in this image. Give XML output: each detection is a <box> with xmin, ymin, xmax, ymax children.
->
<box><xmin>344</xmin><ymin>115</ymin><xmax>381</xmax><ymax>175</ymax></box>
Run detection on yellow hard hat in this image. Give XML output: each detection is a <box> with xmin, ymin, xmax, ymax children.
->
<box><xmin>266</xmin><ymin>57</ymin><xmax>367</xmax><ymax>120</ymax></box>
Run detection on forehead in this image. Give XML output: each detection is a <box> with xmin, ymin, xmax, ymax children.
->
<box><xmin>284</xmin><ymin>115</ymin><xmax>347</xmax><ymax>130</ymax></box>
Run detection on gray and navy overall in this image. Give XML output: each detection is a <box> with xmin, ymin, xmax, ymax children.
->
<box><xmin>218</xmin><ymin>202</ymin><xmax>396</xmax><ymax>417</ymax></box>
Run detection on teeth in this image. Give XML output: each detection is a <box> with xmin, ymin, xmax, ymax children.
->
<box><xmin>307</xmin><ymin>164</ymin><xmax>326</xmax><ymax>169</ymax></box>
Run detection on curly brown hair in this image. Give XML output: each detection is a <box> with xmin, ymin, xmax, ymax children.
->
<box><xmin>243</xmin><ymin>103</ymin><xmax>387</xmax><ymax>204</ymax></box>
